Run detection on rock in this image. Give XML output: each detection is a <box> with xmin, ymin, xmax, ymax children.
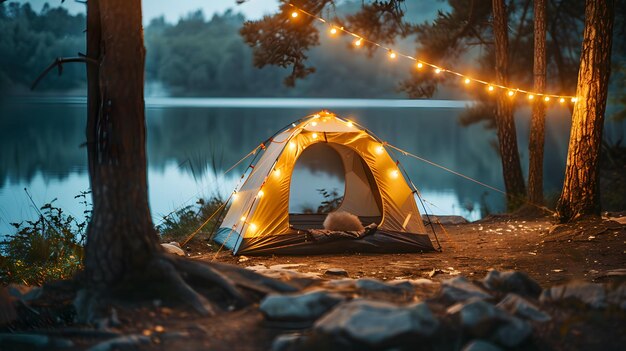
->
<box><xmin>323</xmin><ymin>279</ymin><xmax>356</xmax><ymax>290</ymax></box>
<box><xmin>462</xmin><ymin>340</ymin><xmax>503</xmax><ymax>351</ymax></box>
<box><xmin>607</xmin><ymin>283</ymin><xmax>626</xmax><ymax>309</ymax></box>
<box><xmin>269</xmin><ymin>263</ymin><xmax>306</xmax><ymax>270</ymax></box>
<box><xmin>441</xmin><ymin>277</ymin><xmax>492</xmax><ymax>302</ymax></box>
<box><xmin>260</xmin><ymin>290</ymin><xmax>344</xmax><ymax>321</ymax></box>
<box><xmin>7</xmin><ymin>284</ymin><xmax>42</xmax><ymax>301</ymax></box>
<box><xmin>161</xmin><ymin>243</ymin><xmax>185</xmax><ymax>256</ymax></box>
<box><xmin>271</xmin><ymin>333</ymin><xmax>305</xmax><ymax>351</ymax></box>
<box><xmin>540</xmin><ymin>281</ymin><xmax>606</xmax><ymax>308</ymax></box>
<box><xmin>314</xmin><ymin>300</ymin><xmax>439</xmax><ymax>347</ymax></box>
<box><xmin>451</xmin><ymin>299</ymin><xmax>531</xmax><ymax>347</ymax></box>
<box><xmin>324</xmin><ymin>268</ymin><xmax>348</xmax><ymax>277</ymax></box>
<box><xmin>497</xmin><ymin>293</ymin><xmax>551</xmax><ymax>322</ymax></box>
<box><xmin>483</xmin><ymin>270</ymin><xmax>542</xmax><ymax>298</ymax></box>
<box><xmin>355</xmin><ymin>278</ymin><xmax>413</xmax><ymax>296</ymax></box>
<box><xmin>87</xmin><ymin>335</ymin><xmax>150</xmax><ymax>351</ymax></box>
<box><xmin>0</xmin><ymin>333</ymin><xmax>74</xmax><ymax>349</ymax></box>
<box><xmin>422</xmin><ymin>215</ymin><xmax>469</xmax><ymax>225</ymax></box>
<box><xmin>249</xmin><ymin>268</ymin><xmax>321</xmax><ymax>280</ymax></box>
<box><xmin>238</xmin><ymin>255</ymin><xmax>250</xmax><ymax>262</ymax></box>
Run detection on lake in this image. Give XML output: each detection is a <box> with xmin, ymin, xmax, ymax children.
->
<box><xmin>1</xmin><ymin>97</ymin><xmax>623</xmax><ymax>235</ymax></box>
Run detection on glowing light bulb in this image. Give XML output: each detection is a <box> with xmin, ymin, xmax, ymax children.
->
<box><xmin>434</xmin><ymin>68</ymin><xmax>441</xmax><ymax>74</ymax></box>
<box><xmin>390</xmin><ymin>169</ymin><xmax>399</xmax><ymax>179</ymax></box>
<box><xmin>257</xmin><ymin>190</ymin><xmax>264</xmax><ymax>198</ymax></box>
<box><xmin>388</xmin><ymin>51</ymin><xmax>397</xmax><ymax>59</ymax></box>
<box><xmin>375</xmin><ymin>145</ymin><xmax>384</xmax><ymax>155</ymax></box>
<box><xmin>346</xmin><ymin>121</ymin><xmax>354</xmax><ymax>127</ymax></box>
<box><xmin>559</xmin><ymin>98</ymin><xmax>565</xmax><ymax>103</ymax></box>
<box><xmin>507</xmin><ymin>90</ymin><xmax>515</xmax><ymax>97</ymax></box>
<box><xmin>232</xmin><ymin>192</ymin><xmax>238</xmax><ymax>200</ymax></box>
<box><xmin>249</xmin><ymin>223</ymin><xmax>257</xmax><ymax>232</ymax></box>
<box><xmin>312</xmin><ymin>133</ymin><xmax>318</xmax><ymax>139</ymax></box>
<box><xmin>289</xmin><ymin>141</ymin><xmax>296</xmax><ymax>149</ymax></box>
<box><xmin>528</xmin><ymin>94</ymin><xmax>535</xmax><ymax>100</ymax></box>
<box><xmin>464</xmin><ymin>78</ymin><xmax>471</xmax><ymax>84</ymax></box>
<box><xmin>273</xmin><ymin>168</ymin><xmax>281</xmax><ymax>177</ymax></box>
<box><xmin>311</xmin><ymin>121</ymin><xmax>317</xmax><ymax>127</ymax></box>
<box><xmin>571</xmin><ymin>97</ymin><xmax>577</xmax><ymax>103</ymax></box>
<box><xmin>354</xmin><ymin>38</ymin><xmax>362</xmax><ymax>47</ymax></box>
<box><xmin>488</xmin><ymin>85</ymin><xmax>494</xmax><ymax>92</ymax></box>
<box><xmin>416</xmin><ymin>62</ymin><xmax>423</xmax><ymax>69</ymax></box>
<box><xmin>291</xmin><ymin>11</ymin><xmax>298</xmax><ymax>18</ymax></box>
<box><xmin>544</xmin><ymin>96</ymin><xmax>550</xmax><ymax>102</ymax></box>
<box><xmin>291</xmin><ymin>123</ymin><xmax>296</xmax><ymax>127</ymax></box>
<box><xmin>240</xmin><ymin>216</ymin><xmax>246</xmax><ymax>222</ymax></box>
<box><xmin>330</xmin><ymin>27</ymin><xmax>337</xmax><ymax>35</ymax></box>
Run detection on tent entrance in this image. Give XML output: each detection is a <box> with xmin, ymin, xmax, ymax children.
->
<box><xmin>288</xmin><ymin>142</ymin><xmax>383</xmax><ymax>230</ymax></box>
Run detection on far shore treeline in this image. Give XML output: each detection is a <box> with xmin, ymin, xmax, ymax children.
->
<box><xmin>0</xmin><ymin>2</ymin><xmax>414</xmax><ymax>98</ymax></box>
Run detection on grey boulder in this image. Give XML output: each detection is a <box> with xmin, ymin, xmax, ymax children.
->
<box><xmin>462</xmin><ymin>340</ymin><xmax>503</xmax><ymax>351</ymax></box>
<box><xmin>314</xmin><ymin>299</ymin><xmax>439</xmax><ymax>348</ymax></box>
<box><xmin>540</xmin><ymin>281</ymin><xmax>606</xmax><ymax>308</ymax></box>
<box><xmin>260</xmin><ymin>290</ymin><xmax>344</xmax><ymax>321</ymax></box>
<box><xmin>441</xmin><ymin>276</ymin><xmax>492</xmax><ymax>302</ymax></box>
<box><xmin>483</xmin><ymin>270</ymin><xmax>542</xmax><ymax>298</ymax></box>
<box><xmin>497</xmin><ymin>293</ymin><xmax>551</xmax><ymax>322</ymax></box>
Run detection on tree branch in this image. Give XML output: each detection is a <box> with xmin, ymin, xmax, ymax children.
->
<box><xmin>31</xmin><ymin>56</ymin><xmax>98</xmax><ymax>90</ymax></box>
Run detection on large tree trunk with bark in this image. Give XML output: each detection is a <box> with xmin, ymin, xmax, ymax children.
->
<box><xmin>83</xmin><ymin>0</ymin><xmax>160</xmax><ymax>291</ymax></box>
<box><xmin>556</xmin><ymin>0</ymin><xmax>615</xmax><ymax>222</ymax></box>
<box><xmin>492</xmin><ymin>0</ymin><xmax>526</xmax><ymax>211</ymax></box>
<box><xmin>527</xmin><ymin>0</ymin><xmax>547</xmax><ymax>205</ymax></box>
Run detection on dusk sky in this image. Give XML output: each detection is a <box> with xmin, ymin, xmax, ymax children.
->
<box><xmin>16</xmin><ymin>0</ymin><xmax>280</xmax><ymax>22</ymax></box>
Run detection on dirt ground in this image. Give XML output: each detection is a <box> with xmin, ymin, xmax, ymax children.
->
<box><xmin>200</xmin><ymin>215</ymin><xmax>626</xmax><ymax>286</ymax></box>
<box><xmin>3</xmin><ymin>215</ymin><xmax>625</xmax><ymax>351</ymax></box>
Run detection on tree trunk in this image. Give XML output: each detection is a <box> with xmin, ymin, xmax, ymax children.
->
<box><xmin>556</xmin><ymin>0</ymin><xmax>615</xmax><ymax>222</ymax></box>
<box><xmin>84</xmin><ymin>0</ymin><xmax>160</xmax><ymax>290</ymax></box>
<box><xmin>492</xmin><ymin>0</ymin><xmax>527</xmax><ymax>210</ymax></box>
<box><xmin>527</xmin><ymin>0</ymin><xmax>547</xmax><ymax>205</ymax></box>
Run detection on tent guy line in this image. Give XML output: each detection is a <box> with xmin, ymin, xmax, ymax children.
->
<box><xmin>288</xmin><ymin>3</ymin><xmax>577</xmax><ymax>104</ymax></box>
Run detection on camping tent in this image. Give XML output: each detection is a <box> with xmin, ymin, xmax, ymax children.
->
<box><xmin>214</xmin><ymin>111</ymin><xmax>435</xmax><ymax>255</ymax></box>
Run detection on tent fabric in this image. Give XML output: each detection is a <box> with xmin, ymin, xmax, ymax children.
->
<box><xmin>214</xmin><ymin>112</ymin><xmax>434</xmax><ymax>255</ymax></box>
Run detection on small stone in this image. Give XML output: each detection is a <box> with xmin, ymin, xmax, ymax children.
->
<box><xmin>483</xmin><ymin>270</ymin><xmax>542</xmax><ymax>298</ymax></box>
<box><xmin>497</xmin><ymin>293</ymin><xmax>551</xmax><ymax>322</ymax></box>
<box><xmin>154</xmin><ymin>325</ymin><xmax>165</xmax><ymax>333</ymax></box>
<box><xmin>161</xmin><ymin>243</ymin><xmax>185</xmax><ymax>256</ymax></box>
<box><xmin>260</xmin><ymin>290</ymin><xmax>344</xmax><ymax>321</ymax></box>
<box><xmin>462</xmin><ymin>340</ymin><xmax>503</xmax><ymax>351</ymax></box>
<box><xmin>314</xmin><ymin>300</ymin><xmax>439</xmax><ymax>347</ymax></box>
<box><xmin>355</xmin><ymin>278</ymin><xmax>413</xmax><ymax>296</ymax></box>
<box><xmin>540</xmin><ymin>281</ymin><xmax>606</xmax><ymax>308</ymax></box>
<box><xmin>271</xmin><ymin>333</ymin><xmax>305</xmax><ymax>351</ymax></box>
<box><xmin>238</xmin><ymin>255</ymin><xmax>250</xmax><ymax>262</ymax></box>
<box><xmin>441</xmin><ymin>276</ymin><xmax>492</xmax><ymax>302</ymax></box>
<box><xmin>324</xmin><ymin>268</ymin><xmax>348</xmax><ymax>277</ymax></box>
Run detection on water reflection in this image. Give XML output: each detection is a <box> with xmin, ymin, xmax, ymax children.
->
<box><xmin>1</xmin><ymin>97</ymin><xmax>621</xmax><ymax>234</ymax></box>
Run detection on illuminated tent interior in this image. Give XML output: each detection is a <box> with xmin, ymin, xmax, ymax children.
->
<box><xmin>214</xmin><ymin>112</ymin><xmax>436</xmax><ymax>255</ymax></box>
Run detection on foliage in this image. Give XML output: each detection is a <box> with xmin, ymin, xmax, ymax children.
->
<box><xmin>0</xmin><ymin>2</ymin><xmax>86</xmax><ymax>92</ymax></box>
<box><xmin>316</xmin><ymin>188</ymin><xmax>344</xmax><ymax>213</ymax></box>
<box><xmin>156</xmin><ymin>197</ymin><xmax>225</xmax><ymax>242</ymax></box>
<box><xmin>0</xmin><ymin>191</ymin><xmax>90</xmax><ymax>286</ymax></box>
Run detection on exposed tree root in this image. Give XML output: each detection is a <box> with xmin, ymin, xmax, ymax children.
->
<box><xmin>75</xmin><ymin>253</ymin><xmax>300</xmax><ymax>323</ymax></box>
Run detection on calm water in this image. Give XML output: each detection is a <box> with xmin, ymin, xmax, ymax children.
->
<box><xmin>1</xmin><ymin>97</ymin><xmax>623</xmax><ymax>235</ymax></box>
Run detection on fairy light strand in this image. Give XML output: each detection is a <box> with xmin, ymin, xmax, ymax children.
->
<box><xmin>288</xmin><ymin>4</ymin><xmax>576</xmax><ymax>103</ymax></box>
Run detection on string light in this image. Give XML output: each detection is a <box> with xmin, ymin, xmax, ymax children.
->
<box><xmin>240</xmin><ymin>216</ymin><xmax>246</xmax><ymax>221</ymax></box>
<box><xmin>288</xmin><ymin>3</ymin><xmax>576</xmax><ymax>104</ymax></box>
<box><xmin>346</xmin><ymin>121</ymin><xmax>354</xmax><ymax>127</ymax></box>
<box><xmin>273</xmin><ymin>168</ymin><xmax>281</xmax><ymax>177</ymax></box>
<box><xmin>375</xmin><ymin>145</ymin><xmax>385</xmax><ymax>154</ymax></box>
<box><xmin>390</xmin><ymin>169</ymin><xmax>399</xmax><ymax>179</ymax></box>
<box><xmin>232</xmin><ymin>192</ymin><xmax>238</xmax><ymax>200</ymax></box>
<box><xmin>312</xmin><ymin>133</ymin><xmax>318</xmax><ymax>139</ymax></box>
<box><xmin>507</xmin><ymin>90</ymin><xmax>515</xmax><ymax>97</ymax></box>
<box><xmin>257</xmin><ymin>190</ymin><xmax>264</xmax><ymax>198</ymax></box>
<box><xmin>289</xmin><ymin>141</ymin><xmax>296</xmax><ymax>149</ymax></box>
<box><xmin>249</xmin><ymin>223</ymin><xmax>258</xmax><ymax>232</ymax></box>
<box><xmin>559</xmin><ymin>97</ymin><xmax>565</xmax><ymax>103</ymax></box>
<box><xmin>571</xmin><ymin>97</ymin><xmax>577</xmax><ymax>103</ymax></box>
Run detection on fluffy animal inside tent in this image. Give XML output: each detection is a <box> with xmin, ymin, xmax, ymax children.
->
<box><xmin>323</xmin><ymin>211</ymin><xmax>364</xmax><ymax>231</ymax></box>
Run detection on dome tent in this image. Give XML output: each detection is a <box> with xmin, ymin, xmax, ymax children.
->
<box><xmin>214</xmin><ymin>111</ymin><xmax>435</xmax><ymax>255</ymax></box>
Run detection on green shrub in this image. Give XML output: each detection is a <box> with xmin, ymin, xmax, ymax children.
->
<box><xmin>157</xmin><ymin>197</ymin><xmax>225</xmax><ymax>243</ymax></box>
<box><xmin>0</xmin><ymin>192</ymin><xmax>89</xmax><ymax>286</ymax></box>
